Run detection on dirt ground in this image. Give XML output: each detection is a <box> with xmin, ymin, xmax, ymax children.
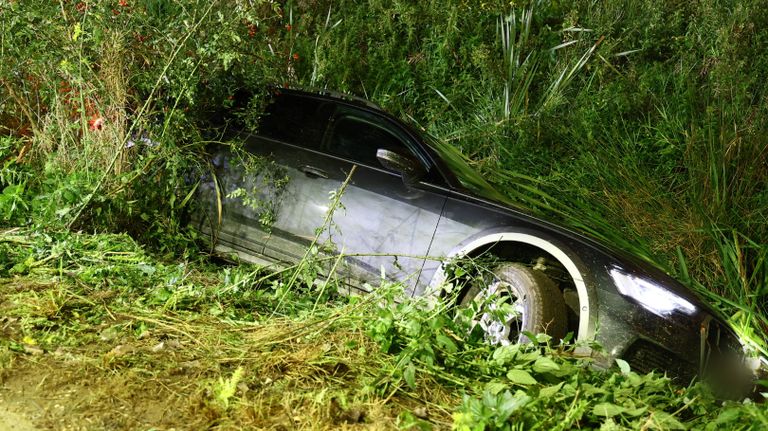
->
<box><xmin>0</xmin><ymin>241</ymin><xmax>450</xmax><ymax>430</ymax></box>
<box><xmin>0</xmin><ymin>405</ymin><xmax>38</xmax><ymax>431</ymax></box>
<box><xmin>0</xmin><ymin>310</ymin><xmax>450</xmax><ymax>431</ymax></box>
<box><xmin>0</xmin><ymin>349</ymin><xmax>207</xmax><ymax>430</ymax></box>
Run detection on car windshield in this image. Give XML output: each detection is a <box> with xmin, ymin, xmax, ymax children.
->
<box><xmin>422</xmin><ymin>135</ymin><xmax>507</xmax><ymax>202</ymax></box>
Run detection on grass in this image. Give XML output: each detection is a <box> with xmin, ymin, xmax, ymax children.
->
<box><xmin>1</xmin><ymin>230</ymin><xmax>767</xmax><ymax>430</ymax></box>
<box><xmin>0</xmin><ymin>229</ymin><xmax>456</xmax><ymax>429</ymax></box>
<box><xmin>1</xmin><ymin>0</ymin><xmax>767</xmax><ymax>429</ymax></box>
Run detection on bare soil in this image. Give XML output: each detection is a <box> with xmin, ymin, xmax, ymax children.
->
<box><xmin>0</xmin><ymin>406</ymin><xmax>38</xmax><ymax>431</ymax></box>
<box><xmin>0</xmin><ymin>342</ymin><xmax>215</xmax><ymax>430</ymax></box>
<box><xmin>0</xmin><ymin>296</ymin><xmax>452</xmax><ymax>430</ymax></box>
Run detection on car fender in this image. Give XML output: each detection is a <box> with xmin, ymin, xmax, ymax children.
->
<box><xmin>427</xmin><ymin>228</ymin><xmax>599</xmax><ymax>343</ymax></box>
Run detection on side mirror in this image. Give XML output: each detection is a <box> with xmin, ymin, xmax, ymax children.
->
<box><xmin>376</xmin><ymin>149</ymin><xmax>426</xmax><ymax>185</ymax></box>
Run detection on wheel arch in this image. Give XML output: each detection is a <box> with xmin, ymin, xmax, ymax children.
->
<box><xmin>428</xmin><ymin>230</ymin><xmax>598</xmax><ymax>342</ymax></box>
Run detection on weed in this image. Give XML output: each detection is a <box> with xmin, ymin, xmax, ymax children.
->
<box><xmin>4</xmin><ymin>229</ymin><xmax>766</xmax><ymax>430</ymax></box>
<box><xmin>1</xmin><ymin>0</ymin><xmax>767</xmax><ymax>429</ymax></box>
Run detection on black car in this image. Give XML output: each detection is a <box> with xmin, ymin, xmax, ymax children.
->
<box><xmin>193</xmin><ymin>87</ymin><xmax>755</xmax><ymax>392</ymax></box>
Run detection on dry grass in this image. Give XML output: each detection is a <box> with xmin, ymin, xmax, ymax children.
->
<box><xmin>21</xmin><ymin>27</ymin><xmax>132</xmax><ymax>192</ymax></box>
<box><xmin>0</xmin><ymin>272</ymin><xmax>457</xmax><ymax>430</ymax></box>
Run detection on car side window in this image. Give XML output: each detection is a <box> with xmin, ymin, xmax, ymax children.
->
<box><xmin>328</xmin><ymin>116</ymin><xmax>409</xmax><ymax>167</ymax></box>
<box><xmin>258</xmin><ymin>93</ymin><xmax>334</xmax><ymax>149</ymax></box>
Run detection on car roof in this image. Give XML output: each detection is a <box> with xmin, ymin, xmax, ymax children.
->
<box><xmin>269</xmin><ymin>86</ymin><xmax>385</xmax><ymax>113</ymax></box>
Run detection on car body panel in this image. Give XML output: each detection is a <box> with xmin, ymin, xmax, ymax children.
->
<box><xmin>192</xmin><ymin>88</ymin><xmax>752</xmax><ymax>389</ymax></box>
<box><xmin>262</xmin><ymin>139</ymin><xmax>446</xmax><ymax>293</ymax></box>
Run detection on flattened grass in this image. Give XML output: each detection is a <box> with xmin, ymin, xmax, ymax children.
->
<box><xmin>1</xmin><ymin>230</ymin><xmax>766</xmax><ymax>430</ymax></box>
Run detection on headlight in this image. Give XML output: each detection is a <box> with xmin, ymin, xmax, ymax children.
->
<box><xmin>609</xmin><ymin>268</ymin><xmax>697</xmax><ymax>317</ymax></box>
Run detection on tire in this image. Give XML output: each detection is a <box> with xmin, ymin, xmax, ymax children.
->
<box><xmin>459</xmin><ymin>262</ymin><xmax>567</xmax><ymax>344</ymax></box>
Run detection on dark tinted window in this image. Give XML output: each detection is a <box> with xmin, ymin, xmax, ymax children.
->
<box><xmin>329</xmin><ymin>117</ymin><xmax>410</xmax><ymax>167</ymax></box>
<box><xmin>258</xmin><ymin>93</ymin><xmax>334</xmax><ymax>148</ymax></box>
<box><xmin>423</xmin><ymin>134</ymin><xmax>506</xmax><ymax>201</ymax></box>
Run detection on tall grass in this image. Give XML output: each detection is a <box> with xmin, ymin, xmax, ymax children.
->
<box><xmin>1</xmin><ymin>0</ymin><xmax>764</xmax><ymax>343</ymax></box>
<box><xmin>0</xmin><ymin>0</ymin><xmax>289</xmax><ymax>248</ymax></box>
<box><xmin>0</xmin><ymin>1</ymin><xmax>766</xmax><ymax>428</ymax></box>
<box><xmin>278</xmin><ymin>0</ymin><xmax>768</xmax><ymax>352</ymax></box>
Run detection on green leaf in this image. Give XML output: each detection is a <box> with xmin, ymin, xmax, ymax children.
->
<box><xmin>627</xmin><ymin>372</ymin><xmax>646</xmax><ymax>387</ymax></box>
<box><xmin>615</xmin><ymin>358</ymin><xmax>631</xmax><ymax>375</ymax></box>
<box><xmin>506</xmin><ymin>369</ymin><xmax>538</xmax><ymax>385</ymax></box>
<box><xmin>593</xmin><ymin>402</ymin><xmax>626</xmax><ymax>418</ymax></box>
<box><xmin>708</xmin><ymin>407</ymin><xmax>742</xmax><ymax>429</ymax></box>
<box><xmin>214</xmin><ymin>366</ymin><xmax>244</xmax><ymax>410</ymax></box>
<box><xmin>539</xmin><ymin>382</ymin><xmax>565</xmax><ymax>398</ymax></box>
<box><xmin>72</xmin><ymin>23</ymin><xmax>82</xmax><ymax>41</ymax></box>
<box><xmin>599</xmin><ymin>418</ymin><xmax>624</xmax><ymax>431</ymax></box>
<box><xmin>406</xmin><ymin>319</ymin><xmax>421</xmax><ymax>337</ymax></box>
<box><xmin>516</xmin><ymin>350</ymin><xmax>541</xmax><ymax>364</ymax></box>
<box><xmin>550</xmin><ymin>360</ymin><xmax>577</xmax><ymax>377</ymax></box>
<box><xmin>647</xmin><ymin>411</ymin><xmax>686</xmax><ymax>430</ymax></box>
<box><xmin>625</xmin><ymin>406</ymin><xmax>647</xmax><ymax>417</ymax></box>
<box><xmin>492</xmin><ymin>344</ymin><xmax>520</xmax><ymax>365</ymax></box>
<box><xmin>484</xmin><ymin>381</ymin><xmax>507</xmax><ymax>395</ymax></box>
<box><xmin>538</xmin><ymin>382</ymin><xmax>564</xmax><ymax>398</ymax></box>
<box><xmin>497</xmin><ymin>390</ymin><xmax>531</xmax><ymax>422</ymax></box>
<box><xmin>208</xmin><ymin>304</ymin><xmax>223</xmax><ymax>316</ymax></box>
<box><xmin>403</xmin><ymin>363</ymin><xmax>416</xmax><ymax>389</ymax></box>
<box><xmin>436</xmin><ymin>333</ymin><xmax>458</xmax><ymax>353</ymax></box>
<box><xmin>532</xmin><ymin>356</ymin><xmax>561</xmax><ymax>374</ymax></box>
<box><xmin>582</xmin><ymin>383</ymin><xmax>608</xmax><ymax>396</ymax></box>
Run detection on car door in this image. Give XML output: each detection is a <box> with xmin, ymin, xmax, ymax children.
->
<box><xmin>264</xmin><ymin>101</ymin><xmax>447</xmax><ymax>295</ymax></box>
<box><xmin>194</xmin><ymin>91</ymin><xmax>336</xmax><ymax>262</ymax></box>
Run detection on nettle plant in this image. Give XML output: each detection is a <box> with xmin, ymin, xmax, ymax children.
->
<box><xmin>0</xmin><ymin>0</ymin><xmax>295</xmax><ymax>234</ymax></box>
<box><xmin>225</xmin><ymin>145</ymin><xmax>289</xmax><ymax>231</ymax></box>
<box><xmin>364</xmin><ymin>284</ymin><xmax>757</xmax><ymax>431</ymax></box>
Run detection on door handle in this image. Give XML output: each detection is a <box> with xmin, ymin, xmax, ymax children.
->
<box><xmin>300</xmin><ymin>165</ymin><xmax>329</xmax><ymax>179</ymax></box>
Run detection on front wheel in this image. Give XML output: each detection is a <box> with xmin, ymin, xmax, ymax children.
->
<box><xmin>459</xmin><ymin>263</ymin><xmax>567</xmax><ymax>344</ymax></box>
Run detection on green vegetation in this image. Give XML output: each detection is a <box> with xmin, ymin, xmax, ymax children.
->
<box><xmin>1</xmin><ymin>229</ymin><xmax>765</xmax><ymax>429</ymax></box>
<box><xmin>1</xmin><ymin>0</ymin><xmax>766</xmax><ymax>429</ymax></box>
